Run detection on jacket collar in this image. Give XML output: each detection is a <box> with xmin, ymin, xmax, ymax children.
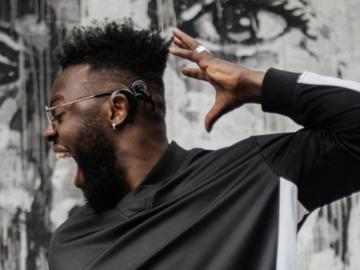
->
<box><xmin>139</xmin><ymin>141</ymin><xmax>189</xmax><ymax>186</ymax></box>
<box><xmin>115</xmin><ymin>141</ymin><xmax>189</xmax><ymax>217</ymax></box>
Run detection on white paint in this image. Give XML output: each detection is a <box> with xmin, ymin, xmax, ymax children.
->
<box><xmin>257</xmin><ymin>11</ymin><xmax>287</xmax><ymax>40</ymax></box>
<box><xmin>0</xmin><ymin>53</ymin><xmax>16</xmax><ymax>66</ymax></box>
<box><xmin>0</xmin><ymin>124</ymin><xmax>10</xmax><ymax>149</ymax></box>
<box><xmin>0</xmin><ymin>32</ymin><xmax>23</xmax><ymax>50</ymax></box>
<box><xmin>181</xmin><ymin>4</ymin><xmax>202</xmax><ymax>21</ymax></box>
<box><xmin>83</xmin><ymin>0</ymin><xmax>150</xmax><ymax>27</ymax></box>
<box><xmin>347</xmin><ymin>197</ymin><xmax>360</xmax><ymax>269</ymax></box>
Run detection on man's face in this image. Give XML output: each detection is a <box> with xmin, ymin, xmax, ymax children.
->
<box><xmin>43</xmin><ymin>64</ymin><xmax>127</xmax><ymax>212</ymax></box>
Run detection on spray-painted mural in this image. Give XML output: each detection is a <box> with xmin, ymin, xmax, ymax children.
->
<box><xmin>0</xmin><ymin>0</ymin><xmax>359</xmax><ymax>269</ymax></box>
<box><xmin>0</xmin><ymin>2</ymin><xmax>56</xmax><ymax>269</ymax></box>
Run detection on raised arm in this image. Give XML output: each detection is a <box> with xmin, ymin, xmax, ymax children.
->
<box><xmin>257</xmin><ymin>69</ymin><xmax>360</xmax><ymax>210</ymax></box>
<box><xmin>170</xmin><ymin>28</ymin><xmax>360</xmax><ymax>210</ymax></box>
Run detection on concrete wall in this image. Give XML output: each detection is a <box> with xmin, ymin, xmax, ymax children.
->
<box><xmin>0</xmin><ymin>0</ymin><xmax>359</xmax><ymax>269</ymax></box>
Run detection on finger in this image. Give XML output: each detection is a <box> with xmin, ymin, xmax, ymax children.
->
<box><xmin>173</xmin><ymin>36</ymin><xmax>187</xmax><ymax>49</ymax></box>
<box><xmin>169</xmin><ymin>47</ymin><xmax>203</xmax><ymax>63</ymax></box>
<box><xmin>172</xmin><ymin>28</ymin><xmax>198</xmax><ymax>50</ymax></box>
<box><xmin>181</xmin><ymin>67</ymin><xmax>207</xmax><ymax>81</ymax></box>
<box><xmin>205</xmin><ymin>102</ymin><xmax>227</xmax><ymax>132</ymax></box>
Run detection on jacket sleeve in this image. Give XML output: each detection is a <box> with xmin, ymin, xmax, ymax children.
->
<box><xmin>255</xmin><ymin>68</ymin><xmax>360</xmax><ymax>212</ymax></box>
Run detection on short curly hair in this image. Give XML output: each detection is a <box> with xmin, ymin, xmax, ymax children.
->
<box><xmin>55</xmin><ymin>19</ymin><xmax>171</xmax><ymax>120</ymax></box>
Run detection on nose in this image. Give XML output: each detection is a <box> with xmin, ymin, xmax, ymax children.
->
<box><xmin>42</xmin><ymin>122</ymin><xmax>57</xmax><ymax>141</ymax></box>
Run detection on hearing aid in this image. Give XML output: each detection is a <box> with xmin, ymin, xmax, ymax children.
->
<box><xmin>130</xmin><ymin>80</ymin><xmax>156</xmax><ymax>111</ymax></box>
<box><xmin>110</xmin><ymin>80</ymin><xmax>155</xmax><ymax>124</ymax></box>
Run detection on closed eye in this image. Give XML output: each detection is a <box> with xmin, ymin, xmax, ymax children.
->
<box><xmin>52</xmin><ymin>111</ymin><xmax>65</xmax><ymax>123</ymax></box>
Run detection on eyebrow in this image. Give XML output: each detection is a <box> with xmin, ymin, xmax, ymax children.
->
<box><xmin>49</xmin><ymin>93</ymin><xmax>65</xmax><ymax>107</ymax></box>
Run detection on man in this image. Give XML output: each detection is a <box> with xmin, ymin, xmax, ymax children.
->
<box><xmin>43</xmin><ymin>20</ymin><xmax>360</xmax><ymax>270</ymax></box>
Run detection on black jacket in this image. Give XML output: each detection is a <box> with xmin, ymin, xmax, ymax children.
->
<box><xmin>49</xmin><ymin>69</ymin><xmax>360</xmax><ymax>270</ymax></box>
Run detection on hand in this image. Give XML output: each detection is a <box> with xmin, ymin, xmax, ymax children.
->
<box><xmin>169</xmin><ymin>28</ymin><xmax>265</xmax><ymax>132</ymax></box>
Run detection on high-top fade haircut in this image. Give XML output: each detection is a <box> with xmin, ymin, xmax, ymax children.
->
<box><xmin>55</xmin><ymin>19</ymin><xmax>171</xmax><ymax>122</ymax></box>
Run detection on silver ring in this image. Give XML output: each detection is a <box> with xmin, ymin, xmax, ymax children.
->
<box><xmin>195</xmin><ymin>44</ymin><xmax>210</xmax><ymax>54</ymax></box>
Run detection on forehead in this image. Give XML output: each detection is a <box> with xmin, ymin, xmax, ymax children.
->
<box><xmin>49</xmin><ymin>64</ymin><xmax>128</xmax><ymax>105</ymax></box>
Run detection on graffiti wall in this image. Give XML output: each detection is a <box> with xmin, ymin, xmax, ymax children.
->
<box><xmin>0</xmin><ymin>0</ymin><xmax>359</xmax><ymax>269</ymax></box>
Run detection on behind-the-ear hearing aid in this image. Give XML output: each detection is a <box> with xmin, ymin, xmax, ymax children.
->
<box><xmin>110</xmin><ymin>80</ymin><xmax>155</xmax><ymax>123</ymax></box>
<box><xmin>130</xmin><ymin>80</ymin><xmax>156</xmax><ymax>111</ymax></box>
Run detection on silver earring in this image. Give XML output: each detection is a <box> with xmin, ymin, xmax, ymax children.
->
<box><xmin>112</xmin><ymin>123</ymin><xmax>117</xmax><ymax>130</ymax></box>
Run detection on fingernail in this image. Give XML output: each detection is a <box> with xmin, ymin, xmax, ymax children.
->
<box><xmin>205</xmin><ymin>124</ymin><xmax>211</xmax><ymax>133</ymax></box>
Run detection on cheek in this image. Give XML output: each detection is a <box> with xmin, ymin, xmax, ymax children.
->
<box><xmin>73</xmin><ymin>101</ymin><xmax>109</xmax><ymax>127</ymax></box>
<box><xmin>72</xmin><ymin>116</ymin><xmax>106</xmax><ymax>150</ymax></box>
<box><xmin>56</xmin><ymin>104</ymin><xmax>109</xmax><ymax>148</ymax></box>
<box><xmin>55</xmin><ymin>117</ymin><xmax>84</xmax><ymax>148</ymax></box>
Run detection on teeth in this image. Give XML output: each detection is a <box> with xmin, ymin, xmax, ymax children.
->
<box><xmin>56</xmin><ymin>153</ymin><xmax>73</xmax><ymax>159</ymax></box>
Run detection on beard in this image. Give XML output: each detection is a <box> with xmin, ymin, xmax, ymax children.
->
<box><xmin>73</xmin><ymin>118</ymin><xmax>127</xmax><ymax>213</ymax></box>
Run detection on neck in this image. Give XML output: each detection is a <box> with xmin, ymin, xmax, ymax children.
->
<box><xmin>115</xmin><ymin>123</ymin><xmax>168</xmax><ymax>191</ymax></box>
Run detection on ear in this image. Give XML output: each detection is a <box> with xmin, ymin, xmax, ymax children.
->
<box><xmin>109</xmin><ymin>92</ymin><xmax>130</xmax><ymax>127</ymax></box>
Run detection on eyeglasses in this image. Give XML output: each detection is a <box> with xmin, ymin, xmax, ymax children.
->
<box><xmin>45</xmin><ymin>80</ymin><xmax>154</xmax><ymax>125</ymax></box>
<box><xmin>45</xmin><ymin>88</ymin><xmax>132</xmax><ymax>122</ymax></box>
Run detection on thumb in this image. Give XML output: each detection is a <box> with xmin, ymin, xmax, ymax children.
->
<box><xmin>205</xmin><ymin>91</ymin><xmax>244</xmax><ymax>132</ymax></box>
<box><xmin>204</xmin><ymin>101</ymin><xmax>227</xmax><ymax>133</ymax></box>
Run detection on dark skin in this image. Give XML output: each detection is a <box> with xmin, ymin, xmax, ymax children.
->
<box><xmin>42</xmin><ymin>64</ymin><xmax>168</xmax><ymax>191</ymax></box>
<box><xmin>169</xmin><ymin>28</ymin><xmax>265</xmax><ymax>132</ymax></box>
<box><xmin>43</xmin><ymin>30</ymin><xmax>265</xmax><ymax>199</ymax></box>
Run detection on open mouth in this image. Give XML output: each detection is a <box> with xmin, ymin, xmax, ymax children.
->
<box><xmin>54</xmin><ymin>146</ymin><xmax>75</xmax><ymax>160</ymax></box>
<box><xmin>53</xmin><ymin>146</ymin><xmax>84</xmax><ymax>187</ymax></box>
<box><xmin>53</xmin><ymin>143</ymin><xmax>75</xmax><ymax>159</ymax></box>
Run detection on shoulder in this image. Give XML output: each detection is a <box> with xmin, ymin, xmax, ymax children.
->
<box><xmin>174</xmin><ymin>136</ymin><xmax>261</xmax><ymax>177</ymax></box>
<box><xmin>48</xmin><ymin>205</ymin><xmax>123</xmax><ymax>269</ymax></box>
<box><xmin>192</xmin><ymin>136</ymin><xmax>260</xmax><ymax>162</ymax></box>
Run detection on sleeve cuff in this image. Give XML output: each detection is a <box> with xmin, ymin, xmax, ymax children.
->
<box><xmin>261</xmin><ymin>68</ymin><xmax>301</xmax><ymax>118</ymax></box>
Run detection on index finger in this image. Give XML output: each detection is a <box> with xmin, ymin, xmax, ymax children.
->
<box><xmin>169</xmin><ymin>47</ymin><xmax>204</xmax><ymax>63</ymax></box>
<box><xmin>172</xmin><ymin>28</ymin><xmax>199</xmax><ymax>50</ymax></box>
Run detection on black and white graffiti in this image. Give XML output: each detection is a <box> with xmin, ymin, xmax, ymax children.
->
<box><xmin>1</xmin><ymin>1</ymin><xmax>360</xmax><ymax>269</ymax></box>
